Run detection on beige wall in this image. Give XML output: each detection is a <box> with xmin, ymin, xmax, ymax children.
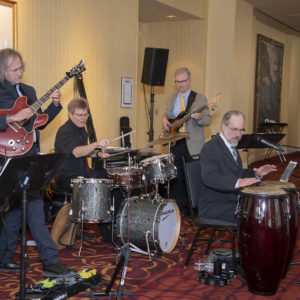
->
<box><xmin>137</xmin><ymin>19</ymin><xmax>206</xmax><ymax>151</ymax></box>
<box><xmin>11</xmin><ymin>0</ymin><xmax>300</xmax><ymax>159</ymax></box>
<box><xmin>16</xmin><ymin>0</ymin><xmax>138</xmax><ymax>153</ymax></box>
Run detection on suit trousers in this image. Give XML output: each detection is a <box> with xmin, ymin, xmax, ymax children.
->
<box><xmin>170</xmin><ymin>139</ymin><xmax>189</xmax><ymax>214</ymax></box>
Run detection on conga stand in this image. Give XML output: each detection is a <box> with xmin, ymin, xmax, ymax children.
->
<box><xmin>0</xmin><ymin>154</ymin><xmax>62</xmax><ymax>300</ymax></box>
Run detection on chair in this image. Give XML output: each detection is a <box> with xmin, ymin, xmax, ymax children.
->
<box><xmin>182</xmin><ymin>155</ymin><xmax>237</xmax><ymax>274</ymax></box>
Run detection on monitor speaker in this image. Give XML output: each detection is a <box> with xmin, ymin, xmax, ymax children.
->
<box><xmin>141</xmin><ymin>47</ymin><xmax>169</xmax><ymax>86</ymax></box>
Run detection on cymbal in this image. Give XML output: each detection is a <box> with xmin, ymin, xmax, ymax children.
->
<box><xmin>147</xmin><ymin>132</ymin><xmax>189</xmax><ymax>146</ymax></box>
<box><xmin>95</xmin><ymin>148</ymin><xmax>139</xmax><ymax>159</ymax></box>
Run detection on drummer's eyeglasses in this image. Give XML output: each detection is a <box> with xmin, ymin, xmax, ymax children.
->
<box><xmin>73</xmin><ymin>112</ymin><xmax>90</xmax><ymax>118</ymax></box>
<box><xmin>226</xmin><ymin>125</ymin><xmax>246</xmax><ymax>134</ymax></box>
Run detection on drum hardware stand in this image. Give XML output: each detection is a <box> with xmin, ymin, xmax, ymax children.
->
<box><xmin>86</xmin><ymin>245</ymin><xmax>132</xmax><ymax>300</ymax></box>
<box><xmin>77</xmin><ymin>207</ymin><xmax>86</xmax><ymax>260</ymax></box>
<box><xmin>178</xmin><ymin>234</ymin><xmax>186</xmax><ymax>248</ymax></box>
<box><xmin>145</xmin><ymin>231</ymin><xmax>154</xmax><ymax>264</ymax></box>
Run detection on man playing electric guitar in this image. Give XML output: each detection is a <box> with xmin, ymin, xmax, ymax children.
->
<box><xmin>0</xmin><ymin>48</ymin><xmax>76</xmax><ymax>277</ymax></box>
<box><xmin>161</xmin><ymin>67</ymin><xmax>211</xmax><ymax>215</ymax></box>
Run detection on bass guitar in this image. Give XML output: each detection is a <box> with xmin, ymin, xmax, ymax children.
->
<box><xmin>0</xmin><ymin>60</ymin><xmax>86</xmax><ymax>156</ymax></box>
<box><xmin>163</xmin><ymin>93</ymin><xmax>221</xmax><ymax>136</ymax></box>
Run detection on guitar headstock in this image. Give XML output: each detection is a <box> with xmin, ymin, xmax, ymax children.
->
<box><xmin>208</xmin><ymin>93</ymin><xmax>221</xmax><ymax>111</ymax></box>
<box><xmin>67</xmin><ymin>59</ymin><xmax>86</xmax><ymax>78</ymax></box>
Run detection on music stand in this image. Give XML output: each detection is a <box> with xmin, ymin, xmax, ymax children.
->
<box><xmin>0</xmin><ymin>153</ymin><xmax>63</xmax><ymax>300</ymax></box>
<box><xmin>237</xmin><ymin>133</ymin><xmax>285</xmax><ymax>149</ymax></box>
<box><xmin>237</xmin><ymin>134</ymin><xmax>286</xmax><ymax>165</ymax></box>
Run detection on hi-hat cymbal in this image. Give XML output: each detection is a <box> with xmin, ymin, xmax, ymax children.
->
<box><xmin>147</xmin><ymin>132</ymin><xmax>189</xmax><ymax>146</ymax></box>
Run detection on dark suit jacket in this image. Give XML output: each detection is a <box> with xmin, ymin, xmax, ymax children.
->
<box><xmin>197</xmin><ymin>134</ymin><xmax>255</xmax><ymax>222</ymax></box>
<box><xmin>0</xmin><ymin>79</ymin><xmax>62</xmax><ymax>162</ymax></box>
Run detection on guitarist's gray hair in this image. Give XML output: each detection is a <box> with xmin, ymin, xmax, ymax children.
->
<box><xmin>0</xmin><ymin>48</ymin><xmax>25</xmax><ymax>84</ymax></box>
<box><xmin>175</xmin><ymin>67</ymin><xmax>191</xmax><ymax>79</ymax></box>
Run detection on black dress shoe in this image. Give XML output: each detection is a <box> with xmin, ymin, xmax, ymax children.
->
<box><xmin>0</xmin><ymin>262</ymin><xmax>31</xmax><ymax>272</ymax></box>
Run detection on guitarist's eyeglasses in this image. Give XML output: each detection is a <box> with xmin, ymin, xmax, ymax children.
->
<box><xmin>175</xmin><ymin>79</ymin><xmax>189</xmax><ymax>84</ymax></box>
<box><xmin>73</xmin><ymin>112</ymin><xmax>90</xmax><ymax>118</ymax></box>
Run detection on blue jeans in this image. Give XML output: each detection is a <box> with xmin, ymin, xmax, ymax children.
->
<box><xmin>0</xmin><ymin>192</ymin><xmax>59</xmax><ymax>266</ymax></box>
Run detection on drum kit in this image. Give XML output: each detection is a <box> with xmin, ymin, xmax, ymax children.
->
<box><xmin>68</xmin><ymin>133</ymin><xmax>185</xmax><ymax>261</ymax></box>
<box><xmin>237</xmin><ymin>182</ymin><xmax>299</xmax><ymax>295</ymax></box>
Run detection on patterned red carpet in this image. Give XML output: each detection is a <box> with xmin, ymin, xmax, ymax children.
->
<box><xmin>0</xmin><ymin>152</ymin><xmax>300</xmax><ymax>299</ymax></box>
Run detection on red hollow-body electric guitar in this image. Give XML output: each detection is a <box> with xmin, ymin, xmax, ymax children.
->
<box><xmin>0</xmin><ymin>60</ymin><xmax>86</xmax><ymax>157</ymax></box>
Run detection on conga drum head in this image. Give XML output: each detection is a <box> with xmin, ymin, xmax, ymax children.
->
<box><xmin>241</xmin><ymin>186</ymin><xmax>286</xmax><ymax>197</ymax></box>
<box><xmin>260</xmin><ymin>180</ymin><xmax>296</xmax><ymax>191</ymax></box>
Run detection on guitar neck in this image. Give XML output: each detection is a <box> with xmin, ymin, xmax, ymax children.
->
<box><xmin>173</xmin><ymin>103</ymin><xmax>208</xmax><ymax>129</ymax></box>
<box><xmin>30</xmin><ymin>75</ymin><xmax>71</xmax><ymax>113</ymax></box>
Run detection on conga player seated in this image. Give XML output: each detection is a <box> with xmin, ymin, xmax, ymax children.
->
<box><xmin>197</xmin><ymin>110</ymin><xmax>276</xmax><ymax>223</ymax></box>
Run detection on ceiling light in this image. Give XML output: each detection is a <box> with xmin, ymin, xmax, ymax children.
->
<box><xmin>166</xmin><ymin>15</ymin><xmax>176</xmax><ymax>19</ymax></box>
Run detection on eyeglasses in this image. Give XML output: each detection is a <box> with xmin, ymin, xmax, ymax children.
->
<box><xmin>226</xmin><ymin>125</ymin><xmax>246</xmax><ymax>134</ymax></box>
<box><xmin>73</xmin><ymin>112</ymin><xmax>89</xmax><ymax>118</ymax></box>
<box><xmin>175</xmin><ymin>79</ymin><xmax>189</xmax><ymax>84</ymax></box>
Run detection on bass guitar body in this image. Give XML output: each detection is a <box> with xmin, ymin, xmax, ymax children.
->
<box><xmin>167</xmin><ymin>111</ymin><xmax>187</xmax><ymax>135</ymax></box>
<box><xmin>0</xmin><ymin>96</ymin><xmax>48</xmax><ymax>156</ymax></box>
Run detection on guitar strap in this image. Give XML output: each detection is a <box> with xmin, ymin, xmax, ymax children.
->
<box><xmin>185</xmin><ymin>90</ymin><xmax>196</xmax><ymax>113</ymax></box>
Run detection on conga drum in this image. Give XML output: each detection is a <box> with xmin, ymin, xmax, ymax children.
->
<box><xmin>260</xmin><ymin>181</ymin><xmax>299</xmax><ymax>276</ymax></box>
<box><xmin>238</xmin><ymin>186</ymin><xmax>289</xmax><ymax>295</ymax></box>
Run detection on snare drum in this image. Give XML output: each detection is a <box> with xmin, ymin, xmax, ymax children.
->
<box><xmin>237</xmin><ymin>186</ymin><xmax>289</xmax><ymax>295</ymax></box>
<box><xmin>70</xmin><ymin>178</ymin><xmax>112</xmax><ymax>223</ymax></box>
<box><xmin>260</xmin><ymin>181</ymin><xmax>299</xmax><ymax>276</ymax></box>
<box><xmin>107</xmin><ymin>167</ymin><xmax>143</xmax><ymax>189</ymax></box>
<box><xmin>139</xmin><ymin>154</ymin><xmax>177</xmax><ymax>184</ymax></box>
<box><xmin>116</xmin><ymin>196</ymin><xmax>181</xmax><ymax>253</ymax></box>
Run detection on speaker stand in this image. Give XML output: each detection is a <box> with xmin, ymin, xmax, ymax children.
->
<box><xmin>147</xmin><ymin>86</ymin><xmax>155</xmax><ymax>142</ymax></box>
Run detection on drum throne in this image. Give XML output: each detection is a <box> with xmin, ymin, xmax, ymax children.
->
<box><xmin>182</xmin><ymin>155</ymin><xmax>238</xmax><ymax>274</ymax></box>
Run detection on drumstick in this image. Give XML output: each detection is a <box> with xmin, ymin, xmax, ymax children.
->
<box><xmin>110</xmin><ymin>130</ymin><xmax>136</xmax><ymax>144</ymax></box>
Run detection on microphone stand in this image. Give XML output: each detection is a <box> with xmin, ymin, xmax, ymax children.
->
<box><xmin>277</xmin><ymin>144</ymin><xmax>300</xmax><ymax>163</ymax></box>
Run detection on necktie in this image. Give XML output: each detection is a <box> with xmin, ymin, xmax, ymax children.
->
<box><xmin>179</xmin><ymin>94</ymin><xmax>185</xmax><ymax>132</ymax></box>
<box><xmin>231</xmin><ymin>146</ymin><xmax>238</xmax><ymax>162</ymax></box>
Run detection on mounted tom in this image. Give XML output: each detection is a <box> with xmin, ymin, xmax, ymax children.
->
<box><xmin>0</xmin><ymin>60</ymin><xmax>86</xmax><ymax>156</ymax></box>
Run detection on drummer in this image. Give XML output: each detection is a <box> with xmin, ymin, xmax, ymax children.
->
<box><xmin>197</xmin><ymin>110</ymin><xmax>277</xmax><ymax>224</ymax></box>
<box><xmin>54</xmin><ymin>97</ymin><xmax>122</xmax><ymax>242</ymax></box>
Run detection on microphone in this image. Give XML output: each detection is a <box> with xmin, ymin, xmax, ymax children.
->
<box><xmin>254</xmin><ymin>135</ymin><xmax>283</xmax><ymax>152</ymax></box>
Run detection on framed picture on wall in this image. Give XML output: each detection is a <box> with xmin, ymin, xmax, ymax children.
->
<box><xmin>0</xmin><ymin>0</ymin><xmax>18</xmax><ymax>49</ymax></box>
<box><xmin>121</xmin><ymin>77</ymin><xmax>133</xmax><ymax>108</ymax></box>
<box><xmin>253</xmin><ymin>34</ymin><xmax>284</xmax><ymax>132</ymax></box>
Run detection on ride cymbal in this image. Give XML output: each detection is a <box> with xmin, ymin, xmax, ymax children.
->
<box><xmin>147</xmin><ymin>132</ymin><xmax>189</xmax><ymax>146</ymax></box>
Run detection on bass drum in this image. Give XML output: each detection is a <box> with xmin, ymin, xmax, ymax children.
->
<box><xmin>70</xmin><ymin>178</ymin><xmax>112</xmax><ymax>223</ymax></box>
<box><xmin>116</xmin><ymin>196</ymin><xmax>181</xmax><ymax>253</ymax></box>
<box><xmin>238</xmin><ymin>186</ymin><xmax>289</xmax><ymax>295</ymax></box>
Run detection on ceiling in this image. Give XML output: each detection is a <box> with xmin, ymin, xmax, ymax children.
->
<box><xmin>139</xmin><ymin>0</ymin><xmax>300</xmax><ymax>36</ymax></box>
